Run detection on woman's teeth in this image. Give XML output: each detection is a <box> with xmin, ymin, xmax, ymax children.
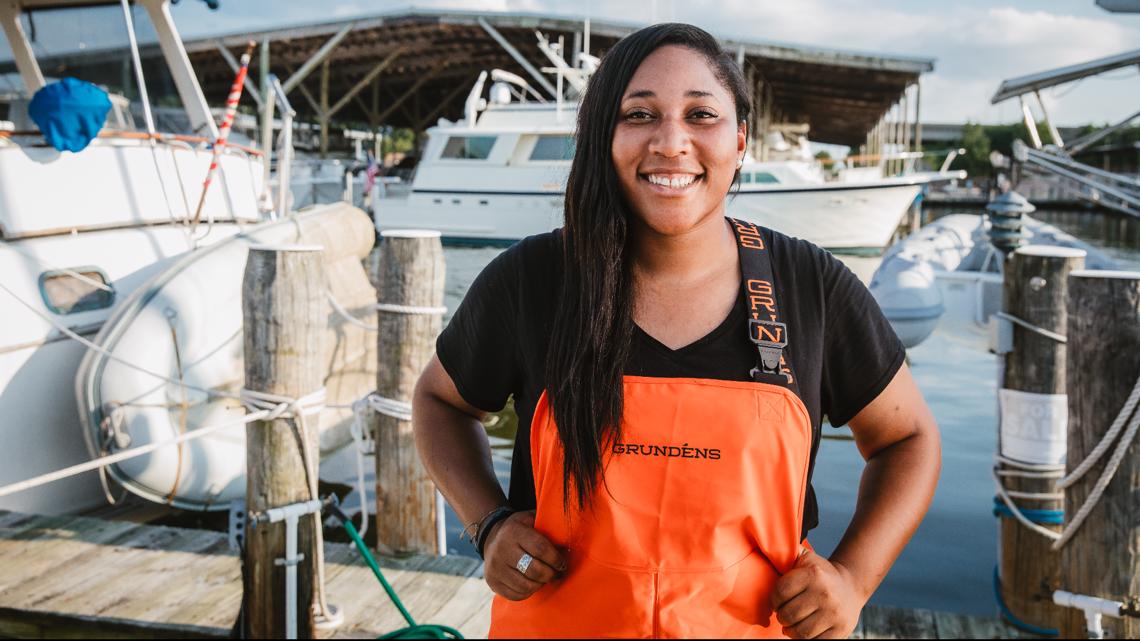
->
<box><xmin>646</xmin><ymin>174</ymin><xmax>698</xmax><ymax>189</ymax></box>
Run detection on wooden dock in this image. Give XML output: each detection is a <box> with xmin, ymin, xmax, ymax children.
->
<box><xmin>0</xmin><ymin>510</ymin><xmax>1039</xmax><ymax>639</ymax></box>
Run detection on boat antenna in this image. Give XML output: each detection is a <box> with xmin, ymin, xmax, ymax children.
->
<box><xmin>119</xmin><ymin>0</ymin><xmax>156</xmax><ymax>135</ymax></box>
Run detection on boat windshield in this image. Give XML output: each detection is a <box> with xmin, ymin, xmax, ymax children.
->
<box><xmin>0</xmin><ymin>3</ymin><xmax>195</xmax><ymax>134</ymax></box>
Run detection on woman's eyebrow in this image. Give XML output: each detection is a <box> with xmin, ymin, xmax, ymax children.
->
<box><xmin>623</xmin><ymin>89</ymin><xmax>716</xmax><ymax>100</ymax></box>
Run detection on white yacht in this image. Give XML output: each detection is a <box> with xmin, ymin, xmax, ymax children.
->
<box><xmin>0</xmin><ymin>0</ymin><xmax>375</xmax><ymax>514</ymax></box>
<box><xmin>374</xmin><ymin>64</ymin><xmax>965</xmax><ymax>254</ymax></box>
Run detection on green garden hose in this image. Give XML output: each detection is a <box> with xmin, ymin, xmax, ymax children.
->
<box><xmin>330</xmin><ymin>503</ymin><xmax>464</xmax><ymax>639</ymax></box>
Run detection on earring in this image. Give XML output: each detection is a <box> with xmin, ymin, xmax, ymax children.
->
<box><xmin>737</xmin><ymin>157</ymin><xmax>744</xmax><ymax>169</ymax></box>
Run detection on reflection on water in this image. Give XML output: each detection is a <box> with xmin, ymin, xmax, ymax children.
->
<box><xmin>436</xmin><ymin>208</ymin><xmax>1138</xmax><ymax>615</ymax></box>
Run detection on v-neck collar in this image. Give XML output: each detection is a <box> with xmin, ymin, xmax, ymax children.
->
<box><xmin>633</xmin><ymin>288</ymin><xmax>745</xmax><ymax>356</ymax></box>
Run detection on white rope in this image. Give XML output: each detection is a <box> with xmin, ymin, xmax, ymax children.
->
<box><xmin>367</xmin><ymin>392</ymin><xmax>413</xmax><ymax>421</ymax></box>
<box><xmin>1057</xmin><ymin>374</ymin><xmax>1140</xmax><ymax>489</ymax></box>
<box><xmin>1004</xmin><ymin>489</ymin><xmax>1065</xmax><ymax>500</ymax></box>
<box><xmin>0</xmin><ymin>278</ymin><xmax>239</xmax><ymax>400</ymax></box>
<box><xmin>349</xmin><ymin>396</ymin><xmax>375</xmax><ymax>539</ymax></box>
<box><xmin>992</xmin><ymin>467</ymin><xmax>1062</xmax><ymax>542</ymax></box>
<box><xmin>995</xmin><ymin>311</ymin><xmax>1067</xmax><ymax>344</ymax></box>
<box><xmin>996</xmin><ymin>454</ymin><xmax>1066</xmax><ymax>473</ymax></box>
<box><xmin>0</xmin><ymin>412</ymin><xmax>264</xmax><ymax>499</ymax></box>
<box><xmin>1051</xmin><ymin>388</ymin><xmax>1140</xmax><ymax>550</ymax></box>
<box><xmin>327</xmin><ymin>291</ymin><xmax>378</xmax><ymax>331</ymax></box>
<box><xmin>239</xmin><ymin>388</ymin><xmax>327</xmax><ymax>421</ymax></box>
<box><xmin>996</xmin><ymin>468</ymin><xmax>1064</xmax><ymax>480</ymax></box>
<box><xmin>375</xmin><ymin>302</ymin><xmax>447</xmax><ymax>316</ymax></box>
<box><xmin>239</xmin><ymin>387</ymin><xmax>338</xmax><ymax>626</ymax></box>
<box><xmin>5</xmin><ymin>242</ymin><xmax>113</xmax><ymax>292</ymax></box>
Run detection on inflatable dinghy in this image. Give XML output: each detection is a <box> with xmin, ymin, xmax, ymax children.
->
<box><xmin>870</xmin><ymin>213</ymin><xmax>1116</xmax><ymax>349</ymax></box>
<box><xmin>76</xmin><ymin>203</ymin><xmax>378</xmax><ymax>510</ymax></box>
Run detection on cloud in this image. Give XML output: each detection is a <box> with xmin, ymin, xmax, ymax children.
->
<box><xmin>665</xmin><ymin>2</ymin><xmax>1140</xmax><ymax>125</ymax></box>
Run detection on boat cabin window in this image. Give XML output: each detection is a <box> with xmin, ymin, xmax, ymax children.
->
<box><xmin>38</xmin><ymin>268</ymin><xmax>115</xmax><ymax>315</ymax></box>
<box><xmin>440</xmin><ymin>136</ymin><xmax>497</xmax><ymax>160</ymax></box>
<box><xmin>752</xmin><ymin>172</ymin><xmax>779</xmax><ymax>184</ymax></box>
<box><xmin>529</xmin><ymin>135</ymin><xmax>575</xmax><ymax>161</ymax></box>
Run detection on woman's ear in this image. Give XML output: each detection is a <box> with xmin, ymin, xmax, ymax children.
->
<box><xmin>737</xmin><ymin>121</ymin><xmax>747</xmax><ymax>158</ymax></box>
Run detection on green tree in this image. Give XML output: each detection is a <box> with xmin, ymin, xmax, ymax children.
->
<box><xmin>952</xmin><ymin>122</ymin><xmax>992</xmax><ymax>178</ymax></box>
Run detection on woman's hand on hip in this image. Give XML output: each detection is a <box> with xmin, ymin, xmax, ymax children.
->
<box><xmin>484</xmin><ymin>511</ymin><xmax>567</xmax><ymax>601</ymax></box>
<box><xmin>771</xmin><ymin>549</ymin><xmax>865</xmax><ymax>639</ymax></box>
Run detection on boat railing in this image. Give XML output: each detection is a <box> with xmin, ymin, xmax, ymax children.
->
<box><xmin>268</xmin><ymin>74</ymin><xmax>296</xmax><ymax>221</ymax></box>
<box><xmin>1014</xmin><ymin>141</ymin><xmax>1140</xmax><ymax>218</ymax></box>
<box><xmin>0</xmin><ymin>129</ymin><xmax>262</xmax><ymax>156</ymax></box>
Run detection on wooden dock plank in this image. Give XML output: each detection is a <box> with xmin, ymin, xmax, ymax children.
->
<box><xmin>863</xmin><ymin>604</ymin><xmax>938</xmax><ymax>639</ymax></box>
<box><xmin>0</xmin><ymin>512</ymin><xmax>1034</xmax><ymax>639</ymax></box>
<box><xmin>4</xmin><ymin>525</ymin><xmax>216</xmax><ymax>613</ymax></box>
<box><xmin>94</xmin><ymin>539</ymin><xmax>236</xmax><ymax>624</ymax></box>
<box><xmin>26</xmin><ymin>530</ymin><xmax>223</xmax><ymax>621</ymax></box>
<box><xmin>0</xmin><ymin>516</ymin><xmax>139</xmax><ymax>593</ymax></box>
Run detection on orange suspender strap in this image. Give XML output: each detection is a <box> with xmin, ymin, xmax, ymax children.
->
<box><xmin>729</xmin><ymin>218</ymin><xmax>799</xmax><ymax>396</ymax></box>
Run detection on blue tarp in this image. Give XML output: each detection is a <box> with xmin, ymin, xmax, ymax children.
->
<box><xmin>28</xmin><ymin>78</ymin><xmax>112</xmax><ymax>153</ymax></box>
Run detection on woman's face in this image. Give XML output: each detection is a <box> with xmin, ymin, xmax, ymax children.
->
<box><xmin>612</xmin><ymin>45</ymin><xmax>746</xmax><ymax>236</ymax></box>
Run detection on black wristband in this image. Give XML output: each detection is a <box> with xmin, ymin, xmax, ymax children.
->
<box><xmin>475</xmin><ymin>506</ymin><xmax>515</xmax><ymax>558</ymax></box>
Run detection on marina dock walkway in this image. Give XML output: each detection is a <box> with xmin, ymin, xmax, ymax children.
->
<box><xmin>0</xmin><ymin>510</ymin><xmax>1036</xmax><ymax>639</ymax></box>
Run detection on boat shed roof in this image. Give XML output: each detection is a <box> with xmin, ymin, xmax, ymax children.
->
<box><xmin>185</xmin><ymin>8</ymin><xmax>934</xmax><ymax>147</ymax></box>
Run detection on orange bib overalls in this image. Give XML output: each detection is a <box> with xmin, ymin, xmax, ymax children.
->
<box><xmin>491</xmin><ymin>219</ymin><xmax>813</xmax><ymax>638</ymax></box>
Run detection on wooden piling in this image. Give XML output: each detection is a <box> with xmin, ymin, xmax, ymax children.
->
<box><xmin>374</xmin><ymin>230</ymin><xmax>446</xmax><ymax>556</ymax></box>
<box><xmin>1060</xmin><ymin>269</ymin><xmax>1140</xmax><ymax>639</ymax></box>
<box><xmin>997</xmin><ymin>245</ymin><xmax>1085</xmax><ymax>632</ymax></box>
<box><xmin>242</xmin><ymin>244</ymin><xmax>326</xmax><ymax>638</ymax></box>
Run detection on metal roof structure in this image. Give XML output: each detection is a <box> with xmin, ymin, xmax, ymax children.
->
<box><xmin>991</xmin><ymin>48</ymin><xmax>1140</xmax><ymax>104</ymax></box>
<box><xmin>183</xmin><ymin>8</ymin><xmax>934</xmax><ymax>148</ymax></box>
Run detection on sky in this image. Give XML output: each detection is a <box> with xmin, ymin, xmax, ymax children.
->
<box><xmin>4</xmin><ymin>1</ymin><xmax>1138</xmax><ymax>126</ymax></box>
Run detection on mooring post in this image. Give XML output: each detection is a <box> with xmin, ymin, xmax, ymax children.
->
<box><xmin>374</xmin><ymin>230</ymin><xmax>446</xmax><ymax>556</ymax></box>
<box><xmin>1060</xmin><ymin>269</ymin><xmax>1140</xmax><ymax>639</ymax></box>
<box><xmin>996</xmin><ymin>245</ymin><xmax>1086</xmax><ymax>633</ymax></box>
<box><xmin>242</xmin><ymin>244</ymin><xmax>326</xmax><ymax>639</ymax></box>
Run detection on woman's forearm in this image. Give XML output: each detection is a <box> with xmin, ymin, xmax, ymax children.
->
<box><xmin>828</xmin><ymin>428</ymin><xmax>941</xmax><ymax>602</ymax></box>
<box><xmin>412</xmin><ymin>386</ymin><xmax>508</xmax><ymax>528</ymax></box>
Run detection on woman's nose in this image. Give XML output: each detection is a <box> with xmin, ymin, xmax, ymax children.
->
<box><xmin>648</xmin><ymin>117</ymin><xmax>691</xmax><ymax>157</ymax></box>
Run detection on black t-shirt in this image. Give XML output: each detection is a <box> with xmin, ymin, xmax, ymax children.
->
<box><xmin>437</xmin><ymin>223</ymin><xmax>905</xmax><ymax>534</ymax></box>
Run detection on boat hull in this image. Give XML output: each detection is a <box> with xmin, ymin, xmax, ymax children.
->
<box><xmin>374</xmin><ymin>182</ymin><xmax>922</xmax><ymax>253</ymax></box>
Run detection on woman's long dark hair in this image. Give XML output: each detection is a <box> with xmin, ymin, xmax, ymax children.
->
<box><xmin>545</xmin><ymin>23</ymin><xmax>752</xmax><ymax>509</ymax></box>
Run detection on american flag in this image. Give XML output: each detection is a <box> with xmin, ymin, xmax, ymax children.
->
<box><xmin>363</xmin><ymin>152</ymin><xmax>380</xmax><ymax>196</ymax></box>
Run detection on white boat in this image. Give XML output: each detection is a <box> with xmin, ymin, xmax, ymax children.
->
<box><xmin>75</xmin><ymin>203</ymin><xmax>376</xmax><ymax>510</ymax></box>
<box><xmin>869</xmin><ymin>209</ymin><xmax>1117</xmax><ymax>349</ymax></box>
<box><xmin>373</xmin><ymin>59</ymin><xmax>965</xmax><ymax>254</ymax></box>
<box><xmin>0</xmin><ymin>0</ymin><xmax>375</xmax><ymax>514</ymax></box>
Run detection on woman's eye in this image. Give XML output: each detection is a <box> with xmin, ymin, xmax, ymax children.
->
<box><xmin>623</xmin><ymin>110</ymin><xmax>653</xmax><ymax>121</ymax></box>
<box><xmin>689</xmin><ymin>109</ymin><xmax>718</xmax><ymax>120</ymax></box>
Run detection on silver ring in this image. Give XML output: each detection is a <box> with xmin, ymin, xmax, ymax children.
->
<box><xmin>516</xmin><ymin>553</ymin><xmax>533</xmax><ymax>575</ymax></box>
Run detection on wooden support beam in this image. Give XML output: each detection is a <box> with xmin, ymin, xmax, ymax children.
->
<box><xmin>216</xmin><ymin>40</ymin><xmax>262</xmax><ymax>108</ymax></box>
<box><xmin>242</xmin><ymin>245</ymin><xmax>326</xmax><ymax>639</ymax></box>
<box><xmin>416</xmin><ymin>82</ymin><xmax>469</xmax><ymax>130</ymax></box>
<box><xmin>374</xmin><ymin>231</ymin><xmax>446</xmax><ymax>556</ymax></box>
<box><xmin>320</xmin><ymin>59</ymin><xmax>330</xmax><ymax>157</ymax></box>
<box><xmin>327</xmin><ymin>49</ymin><xmax>404</xmax><ymax>119</ymax></box>
<box><xmin>375</xmin><ymin>69</ymin><xmax>441</xmax><ymax>125</ymax></box>
<box><xmin>997</xmin><ymin>246</ymin><xmax>1086</xmax><ymax>636</ymax></box>
<box><xmin>283</xmin><ymin>22</ymin><xmax>354</xmax><ymax>94</ymax></box>
<box><xmin>477</xmin><ymin>16</ymin><xmax>558</xmax><ymax>99</ymax></box>
<box><xmin>283</xmin><ymin>65</ymin><xmax>322</xmax><ymax>115</ymax></box>
<box><xmin>371</xmin><ymin>76</ymin><xmax>380</xmax><ymax>127</ymax></box>
<box><xmin>1061</xmin><ymin>269</ymin><xmax>1140</xmax><ymax>639</ymax></box>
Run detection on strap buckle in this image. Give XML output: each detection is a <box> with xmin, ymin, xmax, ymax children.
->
<box><xmin>748</xmin><ymin>319</ymin><xmax>788</xmax><ymax>374</ymax></box>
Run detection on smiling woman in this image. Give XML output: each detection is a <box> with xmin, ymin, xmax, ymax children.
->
<box><xmin>413</xmin><ymin>22</ymin><xmax>942</xmax><ymax>640</ymax></box>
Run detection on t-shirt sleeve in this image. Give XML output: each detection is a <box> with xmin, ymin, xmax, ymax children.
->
<box><xmin>435</xmin><ymin>246</ymin><xmax>522</xmax><ymax>413</ymax></box>
<box><xmin>819</xmin><ymin>252</ymin><xmax>906</xmax><ymax>427</ymax></box>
